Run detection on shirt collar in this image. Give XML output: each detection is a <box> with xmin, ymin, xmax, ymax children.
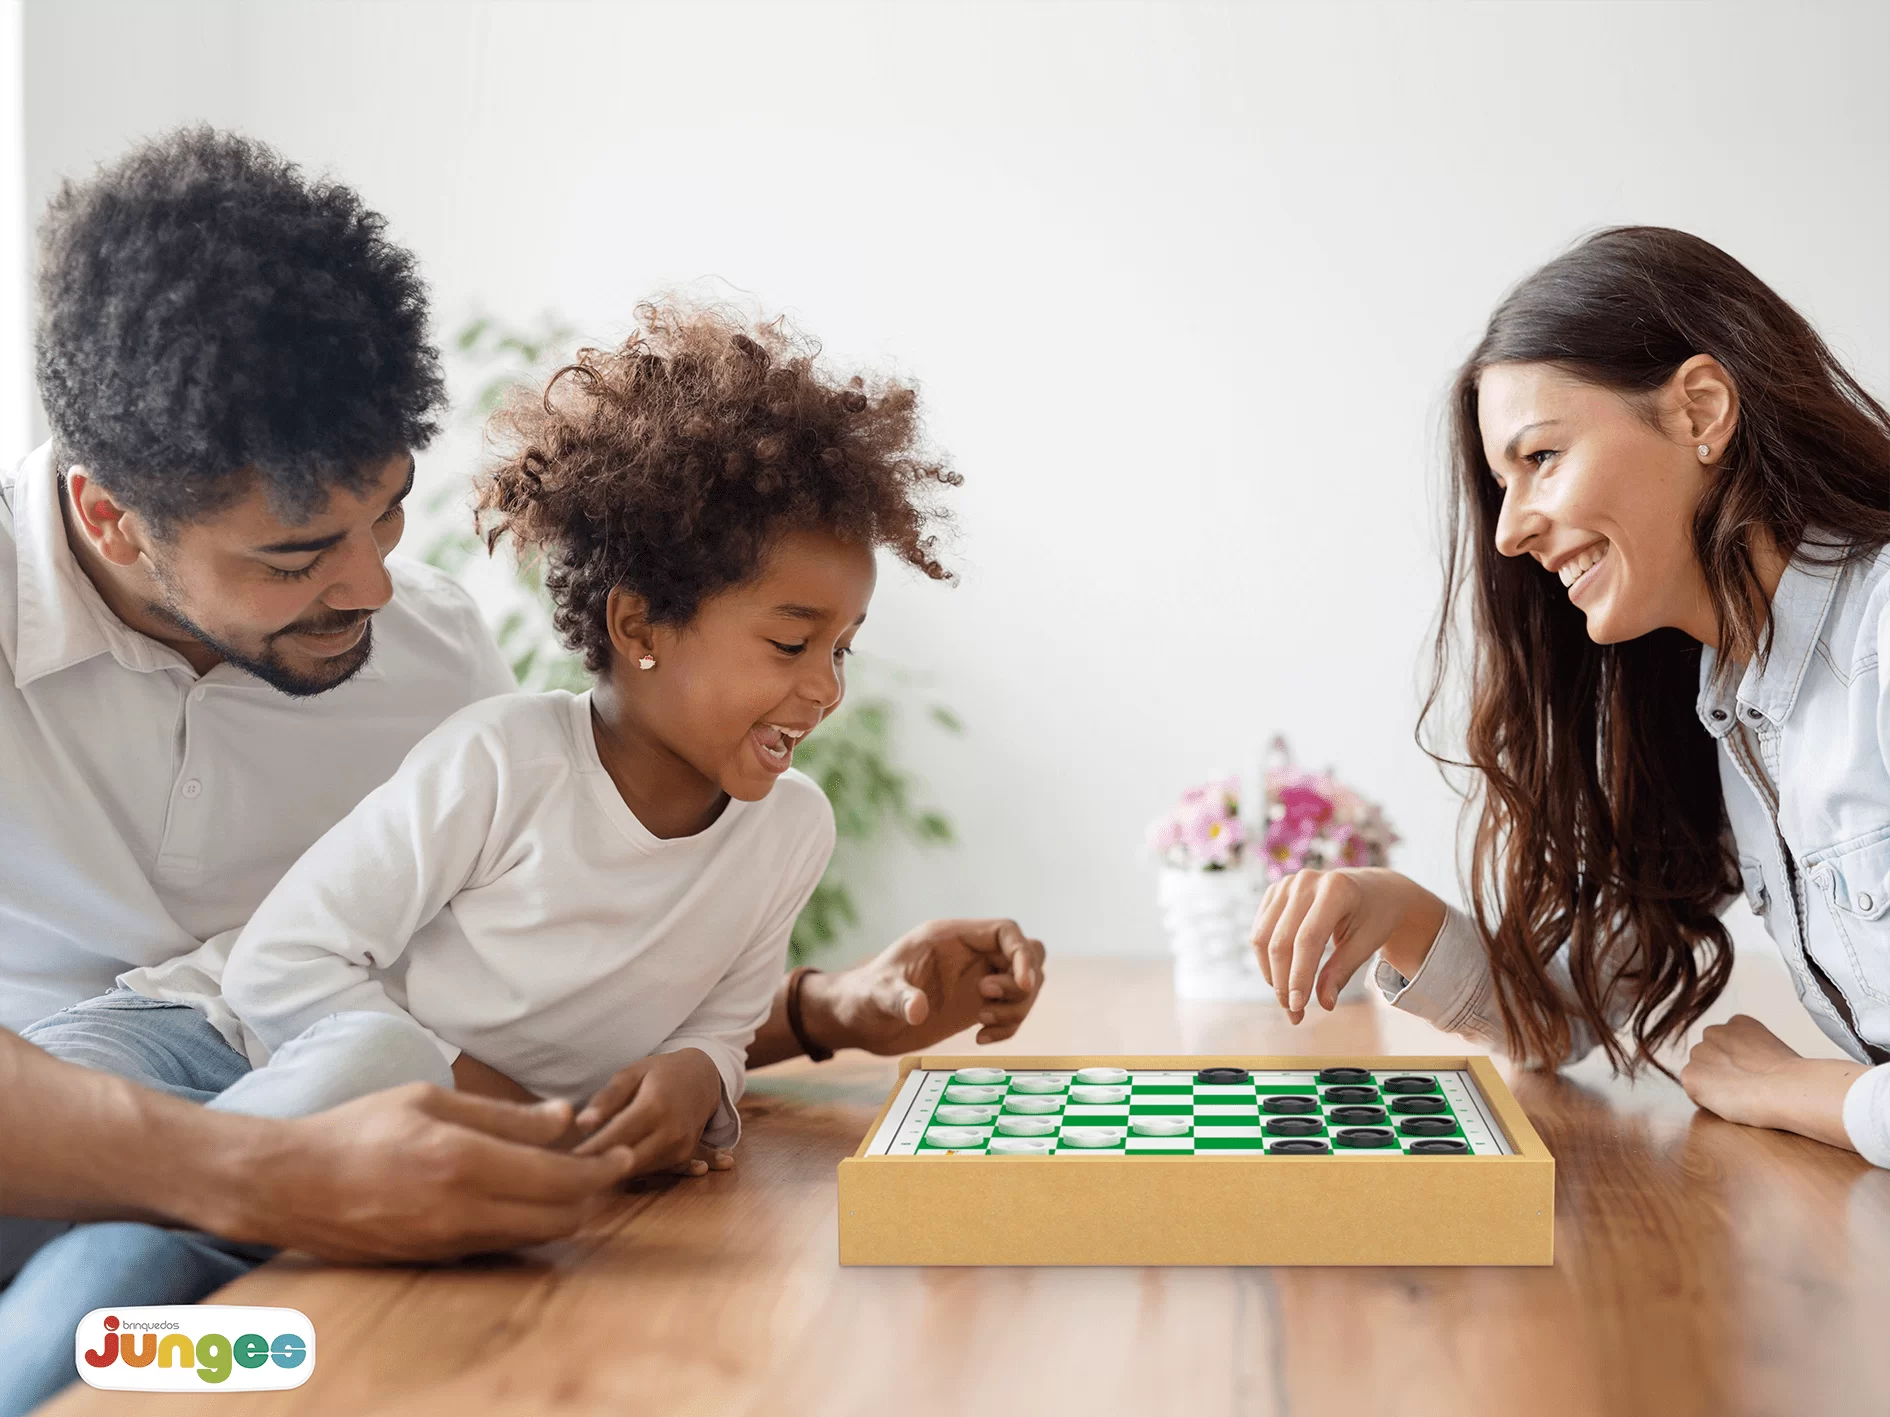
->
<box><xmin>11</xmin><ymin>442</ymin><xmax>191</xmax><ymax>687</ymax></box>
<box><xmin>1696</xmin><ymin>542</ymin><xmax>1844</xmax><ymax>738</ymax></box>
<box><xmin>11</xmin><ymin>442</ymin><xmax>386</xmax><ymax>690</ymax></box>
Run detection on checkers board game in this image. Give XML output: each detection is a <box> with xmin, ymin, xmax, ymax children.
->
<box><xmin>837</xmin><ymin>1056</ymin><xmax>1553</xmax><ymax>1267</ymax></box>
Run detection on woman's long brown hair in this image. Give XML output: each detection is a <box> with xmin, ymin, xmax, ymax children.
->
<box><xmin>1423</xmin><ymin>226</ymin><xmax>1890</xmax><ymax>1073</ymax></box>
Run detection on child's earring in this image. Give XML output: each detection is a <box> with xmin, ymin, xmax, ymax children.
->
<box><xmin>637</xmin><ymin>654</ymin><xmax>656</xmax><ymax>671</ymax></box>
<box><xmin>1697</xmin><ymin>444</ymin><xmax>1712</xmax><ymax>462</ymax></box>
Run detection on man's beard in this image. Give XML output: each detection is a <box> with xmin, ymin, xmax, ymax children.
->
<box><xmin>147</xmin><ymin>598</ymin><xmax>376</xmax><ymax>698</ymax></box>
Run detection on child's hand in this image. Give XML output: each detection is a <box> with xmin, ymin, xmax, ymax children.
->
<box><xmin>1680</xmin><ymin>1014</ymin><xmax>1866</xmax><ymax>1149</ymax></box>
<box><xmin>451</xmin><ymin>1051</ymin><xmax>540</xmax><ymax>1104</ymax></box>
<box><xmin>570</xmin><ymin>1048</ymin><xmax>728</xmax><ymax>1177</ymax></box>
<box><xmin>818</xmin><ymin>918</ymin><xmax>1047</xmax><ymax>1053</ymax></box>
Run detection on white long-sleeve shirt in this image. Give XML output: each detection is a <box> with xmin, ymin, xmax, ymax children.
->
<box><xmin>1378</xmin><ymin>543</ymin><xmax>1890</xmax><ymax>1169</ymax></box>
<box><xmin>213</xmin><ymin>688</ymin><xmax>834</xmax><ymax>1146</ymax></box>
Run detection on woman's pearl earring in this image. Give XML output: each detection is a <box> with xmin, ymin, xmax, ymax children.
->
<box><xmin>1697</xmin><ymin>444</ymin><xmax>1711</xmax><ymax>462</ymax></box>
<box><xmin>637</xmin><ymin>654</ymin><xmax>656</xmax><ymax>671</ymax></box>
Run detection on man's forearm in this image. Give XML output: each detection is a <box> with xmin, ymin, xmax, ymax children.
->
<box><xmin>0</xmin><ymin>1027</ymin><xmax>275</xmax><ymax>1236</ymax></box>
<box><xmin>746</xmin><ymin>971</ymin><xmax>844</xmax><ymax>1070</ymax></box>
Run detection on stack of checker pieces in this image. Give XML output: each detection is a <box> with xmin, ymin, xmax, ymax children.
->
<box><xmin>912</xmin><ymin>1065</ymin><xmax>1476</xmax><ymax>1156</ymax></box>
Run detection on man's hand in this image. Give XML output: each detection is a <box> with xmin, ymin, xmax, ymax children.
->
<box><xmin>569</xmin><ymin>1048</ymin><xmax>731</xmax><ymax>1178</ymax></box>
<box><xmin>1680</xmin><ymin>1014</ymin><xmax>1867</xmax><ymax>1151</ymax></box>
<box><xmin>220</xmin><ymin>1084</ymin><xmax>638</xmax><ymax>1263</ymax></box>
<box><xmin>806</xmin><ymin>917</ymin><xmax>1046</xmax><ymax>1056</ymax></box>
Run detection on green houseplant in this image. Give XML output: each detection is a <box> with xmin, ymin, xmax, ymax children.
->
<box><xmin>423</xmin><ymin>312</ymin><xmax>959</xmax><ymax>962</ymax></box>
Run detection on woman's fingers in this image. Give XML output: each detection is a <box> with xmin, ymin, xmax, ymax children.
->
<box><xmin>1264</xmin><ymin>880</ymin><xmax>1320</xmax><ymax>1011</ymax></box>
<box><xmin>1250</xmin><ymin>884</ymin><xmax>1291</xmax><ymax>987</ymax></box>
<box><xmin>1286</xmin><ymin>879</ymin><xmax>1358</xmax><ymax>1018</ymax></box>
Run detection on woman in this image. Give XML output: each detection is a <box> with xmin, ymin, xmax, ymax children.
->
<box><xmin>1252</xmin><ymin>226</ymin><xmax>1890</xmax><ymax>1165</ymax></box>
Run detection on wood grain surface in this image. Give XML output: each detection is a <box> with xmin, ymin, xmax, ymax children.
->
<box><xmin>41</xmin><ymin>950</ymin><xmax>1890</xmax><ymax>1417</ymax></box>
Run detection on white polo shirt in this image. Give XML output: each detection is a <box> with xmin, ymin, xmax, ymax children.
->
<box><xmin>0</xmin><ymin>443</ymin><xmax>516</xmax><ymax>1030</ymax></box>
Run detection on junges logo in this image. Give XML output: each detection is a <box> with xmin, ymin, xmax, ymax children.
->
<box><xmin>76</xmin><ymin>1306</ymin><xmax>316</xmax><ymax>1392</ymax></box>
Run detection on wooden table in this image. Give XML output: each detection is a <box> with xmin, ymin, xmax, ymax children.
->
<box><xmin>46</xmin><ymin>952</ymin><xmax>1890</xmax><ymax>1417</ymax></box>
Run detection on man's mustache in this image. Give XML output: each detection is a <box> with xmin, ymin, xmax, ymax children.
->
<box><xmin>273</xmin><ymin>609</ymin><xmax>373</xmax><ymax>640</ymax></box>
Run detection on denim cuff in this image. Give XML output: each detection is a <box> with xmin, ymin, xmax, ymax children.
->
<box><xmin>1374</xmin><ymin>905</ymin><xmax>1505</xmax><ymax>1047</ymax></box>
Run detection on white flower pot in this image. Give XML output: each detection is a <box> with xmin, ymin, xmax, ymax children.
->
<box><xmin>1156</xmin><ymin>865</ymin><xmax>1376</xmax><ymax>1005</ymax></box>
<box><xmin>1157</xmin><ymin>866</ymin><xmax>1274</xmax><ymax>1001</ymax></box>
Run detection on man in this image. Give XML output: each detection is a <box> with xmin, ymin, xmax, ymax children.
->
<box><xmin>1</xmin><ymin>129</ymin><xmax>1042</xmax><ymax>1282</ymax></box>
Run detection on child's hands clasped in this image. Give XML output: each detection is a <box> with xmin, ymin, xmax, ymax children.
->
<box><xmin>572</xmin><ymin>1048</ymin><xmax>733</xmax><ymax>1179</ymax></box>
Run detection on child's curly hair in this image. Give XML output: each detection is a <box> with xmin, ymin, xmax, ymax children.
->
<box><xmin>476</xmin><ymin>301</ymin><xmax>960</xmax><ymax>672</ymax></box>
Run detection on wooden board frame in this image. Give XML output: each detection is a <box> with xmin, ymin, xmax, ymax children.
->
<box><xmin>837</xmin><ymin>1055</ymin><xmax>1554</xmax><ymax>1267</ymax></box>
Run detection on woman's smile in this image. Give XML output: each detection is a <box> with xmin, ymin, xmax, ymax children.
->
<box><xmin>1548</xmin><ymin>538</ymin><xmax>1611</xmax><ymax>603</ymax></box>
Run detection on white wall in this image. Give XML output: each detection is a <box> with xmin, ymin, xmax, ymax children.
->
<box><xmin>20</xmin><ymin>0</ymin><xmax>1889</xmax><ymax>960</ymax></box>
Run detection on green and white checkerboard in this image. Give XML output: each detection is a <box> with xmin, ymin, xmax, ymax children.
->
<box><xmin>864</xmin><ymin>1067</ymin><xmax>1512</xmax><ymax>1157</ymax></box>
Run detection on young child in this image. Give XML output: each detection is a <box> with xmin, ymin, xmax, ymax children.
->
<box><xmin>222</xmin><ymin>300</ymin><xmax>959</xmax><ymax>1167</ymax></box>
<box><xmin>1</xmin><ymin>301</ymin><xmax>958</xmax><ymax>1366</ymax></box>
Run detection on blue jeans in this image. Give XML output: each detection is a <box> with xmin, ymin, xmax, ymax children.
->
<box><xmin>0</xmin><ymin>989</ymin><xmax>450</xmax><ymax>1417</ymax></box>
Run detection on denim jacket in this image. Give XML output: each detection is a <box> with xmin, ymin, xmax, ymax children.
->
<box><xmin>1378</xmin><ymin>542</ymin><xmax>1890</xmax><ymax>1167</ymax></box>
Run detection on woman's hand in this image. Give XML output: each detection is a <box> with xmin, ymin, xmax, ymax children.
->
<box><xmin>1251</xmin><ymin>868</ymin><xmax>1448</xmax><ymax>1023</ymax></box>
<box><xmin>569</xmin><ymin>1048</ymin><xmax>732</xmax><ymax>1178</ymax></box>
<box><xmin>1681</xmin><ymin>1014</ymin><xmax>1867</xmax><ymax>1150</ymax></box>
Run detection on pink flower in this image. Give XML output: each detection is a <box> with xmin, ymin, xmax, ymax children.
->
<box><xmin>1276</xmin><ymin>782</ymin><xmax>1333</xmax><ymax>832</ymax></box>
<box><xmin>1330</xmin><ymin>824</ymin><xmax>1367</xmax><ymax>867</ymax></box>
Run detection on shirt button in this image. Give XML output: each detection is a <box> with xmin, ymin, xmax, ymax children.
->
<box><xmin>1860</xmin><ymin>893</ymin><xmax>1876</xmax><ymax>913</ymax></box>
<box><xmin>181</xmin><ymin>779</ymin><xmax>202</xmax><ymax>799</ymax></box>
<box><xmin>191</xmin><ymin>688</ymin><xmax>207</xmax><ymax>704</ymax></box>
<box><xmin>1744</xmin><ymin>707</ymin><xmax>1763</xmax><ymax>721</ymax></box>
<box><xmin>1710</xmin><ymin>709</ymin><xmax>1728</xmax><ymax>721</ymax></box>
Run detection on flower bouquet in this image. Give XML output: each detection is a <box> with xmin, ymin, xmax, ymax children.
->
<box><xmin>1260</xmin><ymin>741</ymin><xmax>1400</xmax><ymax>882</ymax></box>
<box><xmin>1146</xmin><ymin>739</ymin><xmax>1398</xmax><ymax>1002</ymax></box>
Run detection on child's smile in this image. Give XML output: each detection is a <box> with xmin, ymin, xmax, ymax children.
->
<box><xmin>590</xmin><ymin>528</ymin><xmax>879</xmax><ymax>838</ymax></box>
<box><xmin>750</xmin><ymin>720</ymin><xmax>811</xmax><ymax>773</ymax></box>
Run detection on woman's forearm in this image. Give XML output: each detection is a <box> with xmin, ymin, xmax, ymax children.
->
<box><xmin>1763</xmin><ymin>1057</ymin><xmax>1870</xmax><ymax>1151</ymax></box>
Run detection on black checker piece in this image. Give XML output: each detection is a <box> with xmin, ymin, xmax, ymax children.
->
<box><xmin>1322</xmin><ymin>1086</ymin><xmax>1378</xmax><ymax>1105</ymax></box>
<box><xmin>1398</xmin><ymin>1116</ymin><xmax>1456</xmax><ymax>1137</ymax></box>
<box><xmin>1315</xmin><ymin>1067</ymin><xmax>1372</xmax><ymax>1085</ymax></box>
<box><xmin>1389</xmin><ymin>1095</ymin><xmax>1448</xmax><ymax>1115</ymax></box>
<box><xmin>1264</xmin><ymin>1116</ymin><xmax>1323</xmax><ymax>1137</ymax></box>
<box><xmin>1333</xmin><ymin>1127</ymin><xmax>1397</xmax><ymax>1148</ymax></box>
<box><xmin>1267</xmin><ymin>1138</ymin><xmax>1330</xmax><ymax>1154</ymax></box>
<box><xmin>1328</xmin><ymin>1105</ymin><xmax>1388</xmax><ymax>1126</ymax></box>
<box><xmin>1261</xmin><ymin>1095</ymin><xmax>1319</xmax><ymax>1115</ymax></box>
<box><xmin>1382</xmin><ymin>1075</ymin><xmax>1438</xmax><ymax>1094</ymax></box>
<box><xmin>1194</xmin><ymin>1067</ymin><xmax>1252</xmax><ymax>1085</ymax></box>
<box><xmin>1409</xmin><ymin>1137</ymin><xmax>1470</xmax><ymax>1154</ymax></box>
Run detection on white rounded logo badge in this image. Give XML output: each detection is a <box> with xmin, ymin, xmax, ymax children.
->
<box><xmin>75</xmin><ymin>1306</ymin><xmax>315</xmax><ymax>1392</ymax></box>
